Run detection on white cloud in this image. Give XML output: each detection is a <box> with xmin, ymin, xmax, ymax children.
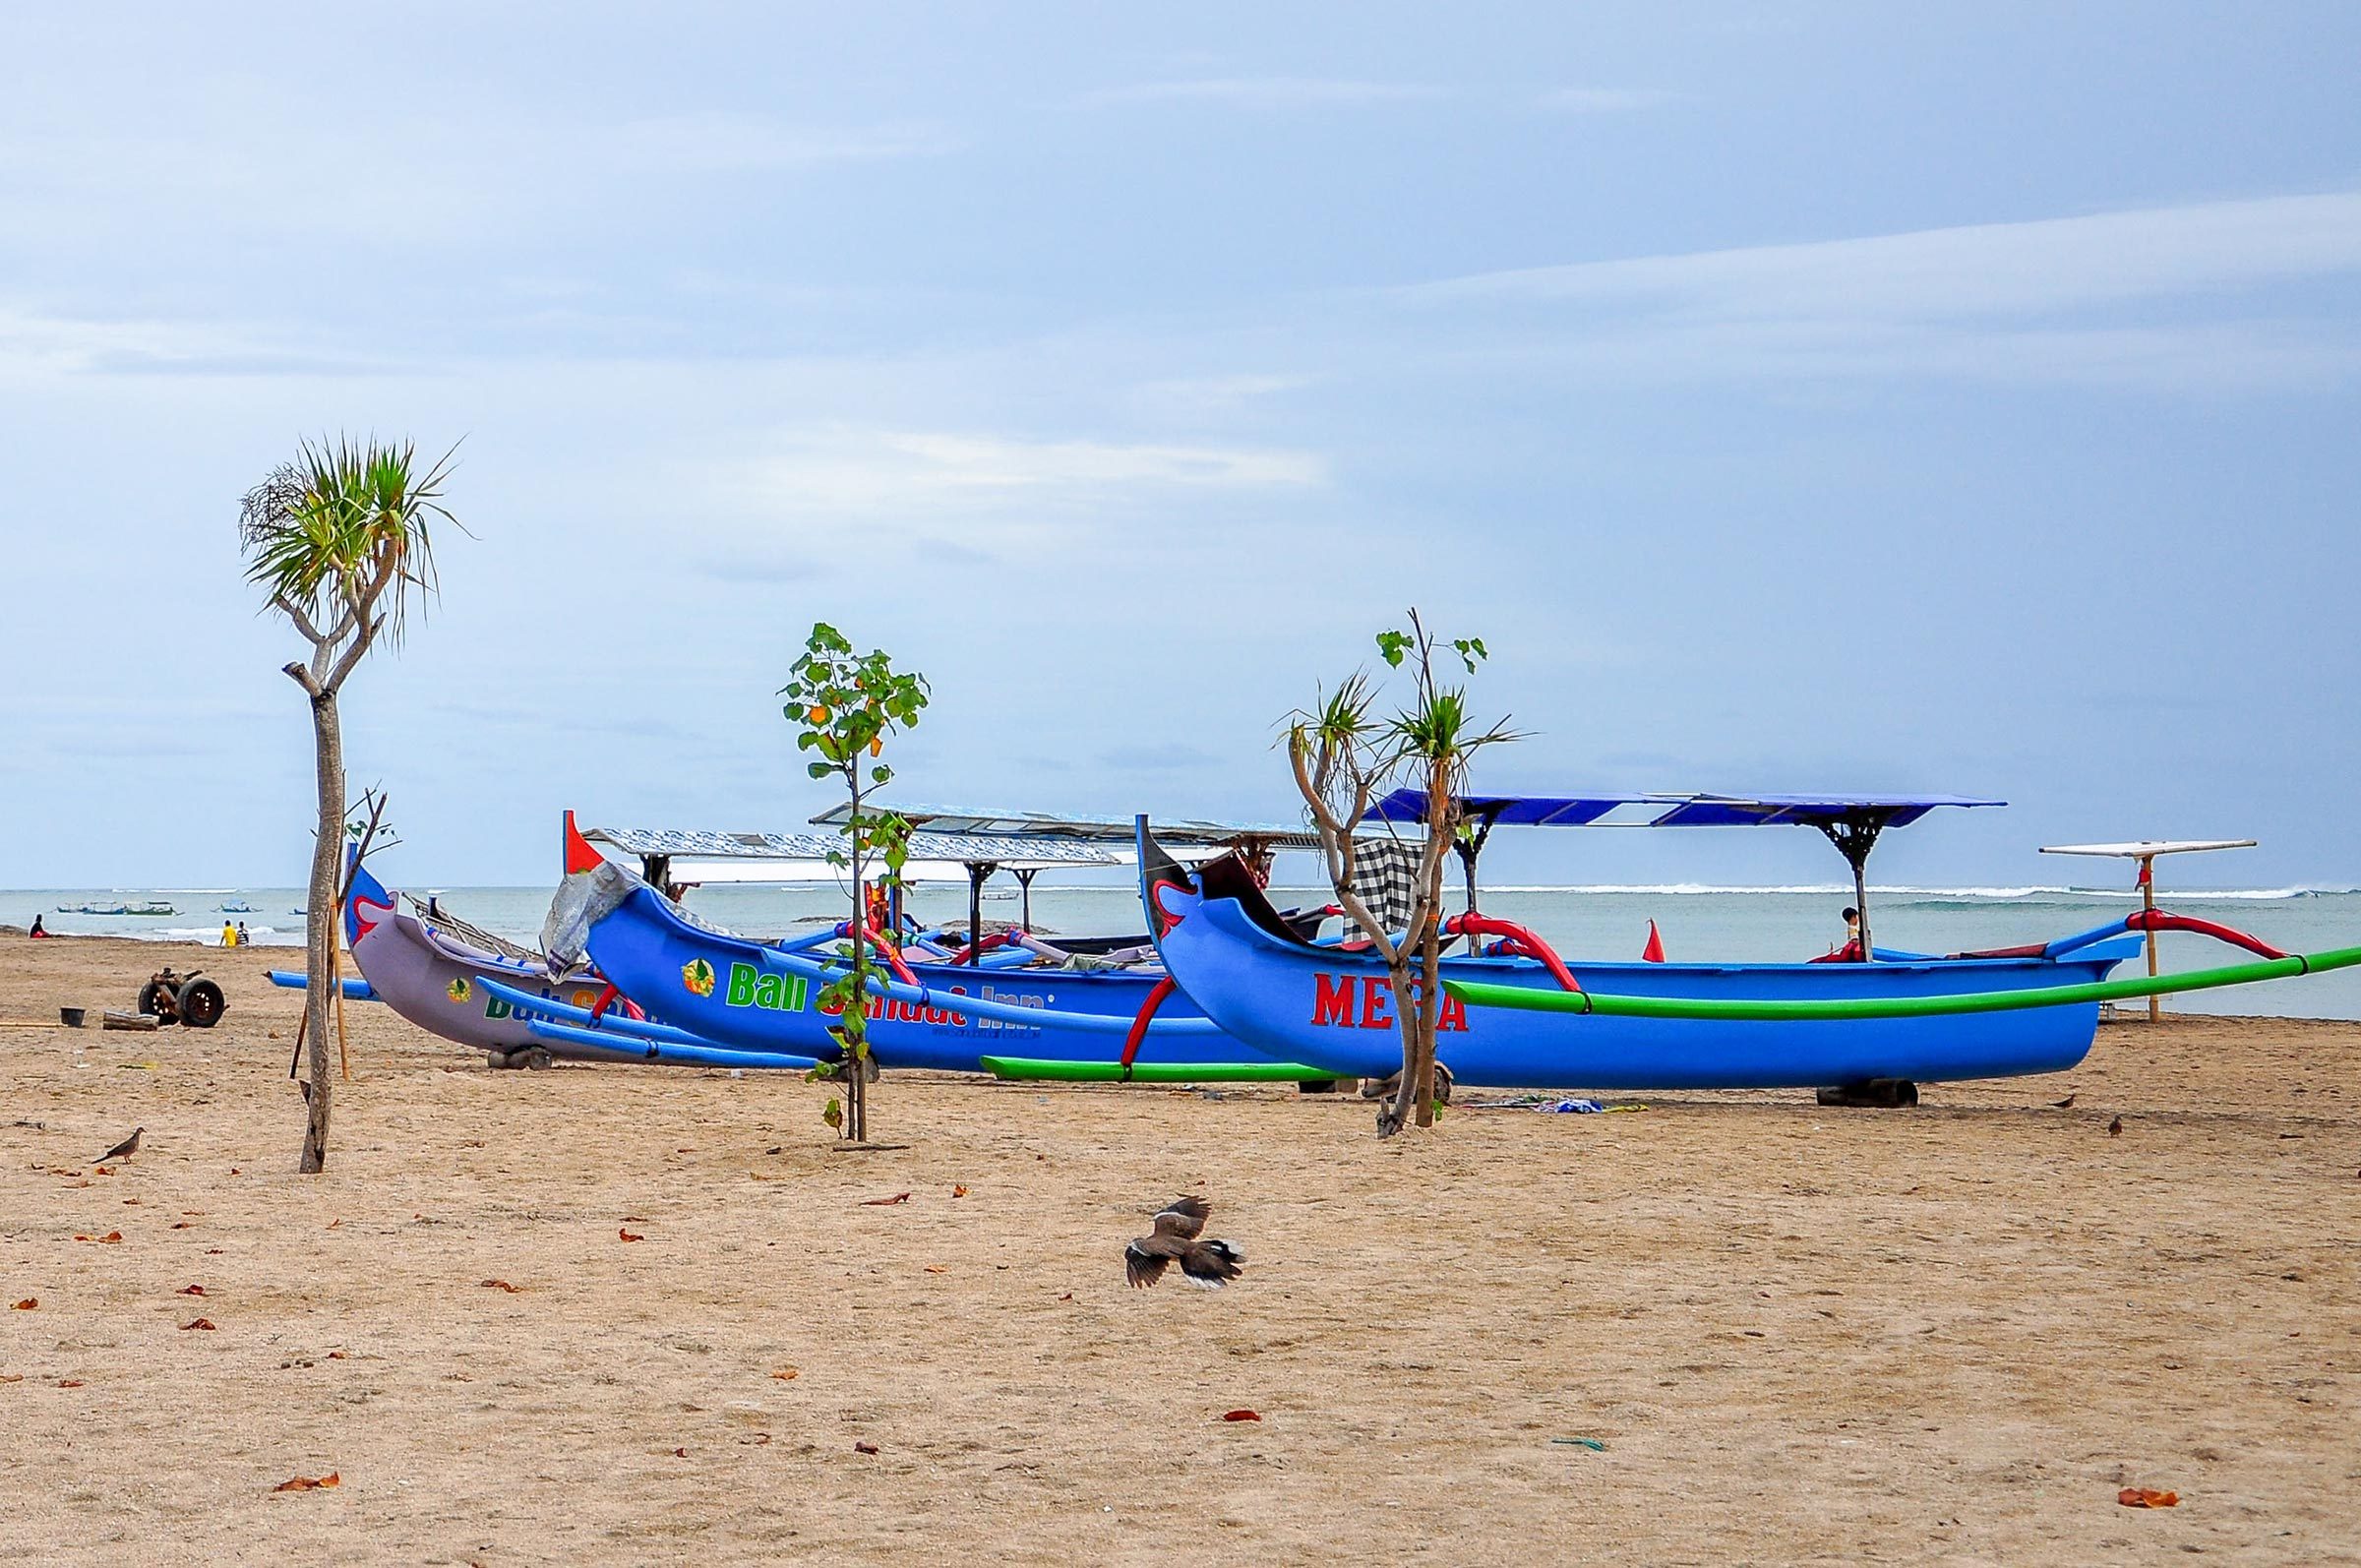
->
<box><xmin>1077</xmin><ymin>77</ymin><xmax>1444</xmax><ymax>110</ymax></box>
<box><xmin>1391</xmin><ymin>192</ymin><xmax>2361</xmax><ymax>390</ymax></box>
<box><xmin>1130</xmin><ymin>372</ymin><xmax>1316</xmax><ymax>415</ymax></box>
<box><xmin>1404</xmin><ymin>191</ymin><xmax>2361</xmax><ymax>318</ymax></box>
<box><xmin>731</xmin><ymin>426</ymin><xmax>1322</xmax><ymax>507</ymax></box>
<box><xmin>0</xmin><ymin>304</ymin><xmax>254</xmax><ymax>377</ymax></box>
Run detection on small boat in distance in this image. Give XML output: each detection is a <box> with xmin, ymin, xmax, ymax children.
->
<box><xmin>218</xmin><ymin>899</ymin><xmax>256</xmax><ymax>913</ymax></box>
<box><xmin>57</xmin><ymin>900</ymin><xmax>176</xmax><ymax>916</ymax></box>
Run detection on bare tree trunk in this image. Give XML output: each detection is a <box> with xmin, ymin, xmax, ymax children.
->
<box><xmin>1379</xmin><ymin>952</ymin><xmax>1421</xmax><ymax>1137</ymax></box>
<box><xmin>298</xmin><ymin>689</ymin><xmax>343</xmax><ymax>1173</ymax></box>
<box><xmin>1411</xmin><ymin>915</ymin><xmax>1442</xmax><ymax>1127</ymax></box>
<box><xmin>844</xmin><ymin>779</ymin><xmax>868</xmax><ymax>1145</ymax></box>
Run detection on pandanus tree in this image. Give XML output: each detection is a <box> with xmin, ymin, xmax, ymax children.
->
<box><xmin>1288</xmin><ymin>612</ymin><xmax>1518</xmax><ymax>1138</ymax></box>
<box><xmin>781</xmin><ymin>623</ymin><xmax>930</xmax><ymax>1145</ymax></box>
<box><xmin>240</xmin><ymin>437</ymin><xmax>456</xmax><ymax>1172</ymax></box>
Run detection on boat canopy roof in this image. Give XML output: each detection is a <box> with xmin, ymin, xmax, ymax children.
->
<box><xmin>2040</xmin><ymin>839</ymin><xmax>2256</xmax><ymax>858</ymax></box>
<box><xmin>1369</xmin><ymin>790</ymin><xmax>2004</xmax><ymax>830</ymax></box>
<box><xmin>810</xmin><ymin>803</ymin><xmax>1329</xmax><ymax>854</ymax></box>
<box><xmin>579</xmin><ymin>824</ymin><xmax>1121</xmax><ymax>883</ymax></box>
<box><xmin>1650</xmin><ymin>794</ymin><xmax>2005</xmax><ymax>829</ymax></box>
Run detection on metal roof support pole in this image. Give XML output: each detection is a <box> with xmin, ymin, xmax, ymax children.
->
<box><xmin>965</xmin><ymin>861</ymin><xmax>999</xmax><ymax>963</ymax></box>
<box><xmin>1447</xmin><ymin>808</ymin><xmax>1500</xmax><ymax>953</ymax></box>
<box><xmin>1455</xmin><ymin>809</ymin><xmax>1501</xmax><ymax>916</ymax></box>
<box><xmin>2141</xmin><ymin>853</ymin><xmax>2160</xmax><ymax>1022</ymax></box>
<box><xmin>1013</xmin><ymin>867</ymin><xmax>1040</xmax><ymax>932</ymax></box>
<box><xmin>1817</xmin><ymin>814</ymin><xmax>1885</xmax><ymax>962</ymax></box>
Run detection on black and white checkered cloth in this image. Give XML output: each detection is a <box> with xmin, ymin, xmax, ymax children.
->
<box><xmin>1349</xmin><ymin>836</ymin><xmax>1422</xmax><ymax>935</ymax></box>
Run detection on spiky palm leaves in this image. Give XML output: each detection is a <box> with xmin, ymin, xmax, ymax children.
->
<box><xmin>240</xmin><ymin>437</ymin><xmax>454</xmax><ymax>670</ymax></box>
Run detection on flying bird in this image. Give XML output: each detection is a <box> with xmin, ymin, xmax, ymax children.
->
<box><xmin>1124</xmin><ymin>1196</ymin><xmax>1243</xmax><ymax>1290</ymax></box>
<box><xmin>93</xmin><ymin>1128</ymin><xmax>143</xmax><ymax>1164</ymax></box>
<box><xmin>2107</xmin><ymin>1116</ymin><xmax>2124</xmax><ymax>1137</ymax></box>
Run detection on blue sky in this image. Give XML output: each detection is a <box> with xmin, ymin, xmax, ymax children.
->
<box><xmin>3</xmin><ymin>2</ymin><xmax>2357</xmax><ymax>890</ymax></box>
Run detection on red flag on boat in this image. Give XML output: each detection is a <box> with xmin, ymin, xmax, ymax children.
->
<box><xmin>1641</xmin><ymin>920</ymin><xmax>1665</xmax><ymax>963</ymax></box>
<box><xmin>564</xmin><ymin>810</ymin><xmax>605</xmax><ymax>875</ymax></box>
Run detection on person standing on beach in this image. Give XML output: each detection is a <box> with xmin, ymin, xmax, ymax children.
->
<box><xmin>236</xmin><ymin>921</ymin><xmax>250</xmax><ymax>946</ymax></box>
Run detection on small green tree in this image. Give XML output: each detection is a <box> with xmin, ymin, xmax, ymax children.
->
<box><xmin>240</xmin><ymin>437</ymin><xmax>456</xmax><ymax>1173</ymax></box>
<box><xmin>1288</xmin><ymin>610</ymin><xmax>1517</xmax><ymax>1138</ymax></box>
<box><xmin>780</xmin><ymin>624</ymin><xmax>930</xmax><ymax>1144</ymax></box>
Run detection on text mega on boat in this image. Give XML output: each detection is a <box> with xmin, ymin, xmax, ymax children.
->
<box><xmin>1135</xmin><ymin>793</ymin><xmax>2344</xmax><ymax>1094</ymax></box>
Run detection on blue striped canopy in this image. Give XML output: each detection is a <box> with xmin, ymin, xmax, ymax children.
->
<box><xmin>1368</xmin><ymin>790</ymin><xmax>2002</xmax><ymax>829</ymax></box>
<box><xmin>1648</xmin><ymin>794</ymin><xmax>2004</xmax><ymax>828</ymax></box>
<box><xmin>1366</xmin><ymin>792</ymin><xmax>1659</xmax><ymax>826</ymax></box>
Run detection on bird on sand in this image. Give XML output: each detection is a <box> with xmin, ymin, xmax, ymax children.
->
<box><xmin>2051</xmin><ymin>1093</ymin><xmax>2077</xmax><ymax>1109</ymax></box>
<box><xmin>93</xmin><ymin>1127</ymin><xmax>143</xmax><ymax>1164</ymax></box>
<box><xmin>2107</xmin><ymin>1116</ymin><xmax>2124</xmax><ymax>1137</ymax></box>
<box><xmin>1124</xmin><ymin>1196</ymin><xmax>1243</xmax><ymax>1290</ymax></box>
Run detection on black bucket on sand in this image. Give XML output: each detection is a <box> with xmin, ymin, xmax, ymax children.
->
<box><xmin>59</xmin><ymin>1006</ymin><xmax>87</xmax><ymax>1028</ymax></box>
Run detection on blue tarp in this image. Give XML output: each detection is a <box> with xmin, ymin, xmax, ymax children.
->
<box><xmin>1367</xmin><ymin>790</ymin><xmax>2003</xmax><ymax>830</ymax></box>
<box><xmin>1647</xmin><ymin>794</ymin><xmax>2005</xmax><ymax>829</ymax></box>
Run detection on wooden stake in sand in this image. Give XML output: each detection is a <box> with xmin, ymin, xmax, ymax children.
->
<box><xmin>331</xmin><ymin>942</ymin><xmax>352</xmax><ymax>1083</ymax></box>
<box><xmin>2040</xmin><ymin>839</ymin><xmax>2260</xmax><ymax>1022</ymax></box>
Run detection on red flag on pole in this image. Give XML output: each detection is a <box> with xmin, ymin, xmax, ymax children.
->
<box><xmin>1641</xmin><ymin>919</ymin><xmax>1665</xmax><ymax>963</ymax></box>
<box><xmin>564</xmin><ymin>810</ymin><xmax>605</xmax><ymax>875</ymax></box>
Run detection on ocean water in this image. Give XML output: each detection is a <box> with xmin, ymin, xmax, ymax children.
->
<box><xmin>8</xmin><ymin>880</ymin><xmax>2360</xmax><ymax>1020</ymax></box>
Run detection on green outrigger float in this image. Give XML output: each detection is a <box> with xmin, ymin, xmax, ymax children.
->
<box><xmin>981</xmin><ymin>1055</ymin><xmax>1335</xmax><ymax>1084</ymax></box>
<box><xmin>1446</xmin><ymin>942</ymin><xmax>2361</xmax><ymax>1023</ymax></box>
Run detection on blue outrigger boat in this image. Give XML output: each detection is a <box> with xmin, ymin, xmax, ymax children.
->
<box><xmin>1135</xmin><ymin>793</ymin><xmax>2314</xmax><ymax>1095</ymax></box>
<box><xmin>553</xmin><ymin>813</ymin><xmax>1300</xmax><ymax>1075</ymax></box>
<box><xmin>320</xmin><ymin>853</ymin><xmax>789</xmax><ymax>1069</ymax></box>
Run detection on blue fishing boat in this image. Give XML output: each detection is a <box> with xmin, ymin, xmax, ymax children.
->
<box><xmin>327</xmin><ymin>854</ymin><xmax>776</xmax><ymax>1069</ymax></box>
<box><xmin>555</xmin><ymin>814</ymin><xmax>1297</xmax><ymax>1074</ymax></box>
<box><xmin>1135</xmin><ymin>794</ymin><xmax>2291</xmax><ymax>1095</ymax></box>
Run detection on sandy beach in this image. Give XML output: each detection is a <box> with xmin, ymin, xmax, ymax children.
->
<box><xmin>2</xmin><ymin>935</ymin><xmax>2355</xmax><ymax>1565</ymax></box>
